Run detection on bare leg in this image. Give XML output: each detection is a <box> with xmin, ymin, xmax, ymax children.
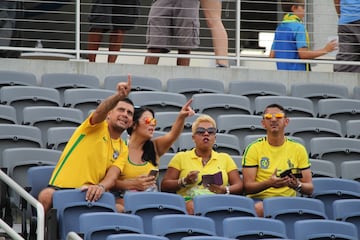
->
<box><xmin>108</xmin><ymin>29</ymin><xmax>126</xmax><ymax>63</ymax></box>
<box><xmin>177</xmin><ymin>49</ymin><xmax>191</xmax><ymax>66</ymax></box>
<box><xmin>186</xmin><ymin>200</ymin><xmax>194</xmax><ymax>215</ymax></box>
<box><xmin>87</xmin><ymin>28</ymin><xmax>103</xmax><ymax>62</ymax></box>
<box><xmin>115</xmin><ymin>198</ymin><xmax>125</xmax><ymax>212</ymax></box>
<box><xmin>200</xmin><ymin>0</ymin><xmax>229</xmax><ymax>67</ymax></box>
<box><xmin>254</xmin><ymin>201</ymin><xmax>264</xmax><ymax>217</ymax></box>
<box><xmin>144</xmin><ymin>48</ymin><xmax>161</xmax><ymax>65</ymax></box>
<box><xmin>38</xmin><ymin>187</ymin><xmax>56</xmax><ymax>213</ymax></box>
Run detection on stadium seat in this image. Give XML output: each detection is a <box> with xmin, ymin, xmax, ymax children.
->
<box><xmin>333</xmin><ymin>199</ymin><xmax>360</xmax><ymax>237</ymax></box>
<box><xmin>79</xmin><ymin>212</ymin><xmax>144</xmax><ymax>240</ymax></box>
<box><xmin>154</xmin><ymin>112</ymin><xmax>202</xmax><ymax>133</ymax></box>
<box><xmin>152</xmin><ymin>214</ymin><xmax>216</xmax><ymax>239</ymax></box>
<box><xmin>0</xmin><ymin>70</ymin><xmax>37</xmax><ymax>87</ymax></box>
<box><xmin>340</xmin><ymin>161</ymin><xmax>360</xmax><ymax>181</ymax></box>
<box><xmin>223</xmin><ymin>217</ymin><xmax>288</xmax><ymax>239</ymax></box>
<box><xmin>0</xmin><ymin>86</ymin><xmax>61</xmax><ymax>124</ymax></box>
<box><xmin>0</xmin><ymin>105</ymin><xmax>17</xmax><ymax>124</ymax></box>
<box><xmin>354</xmin><ymin>86</ymin><xmax>360</xmax><ymax>100</ymax></box>
<box><xmin>104</xmin><ymin>75</ymin><xmax>162</xmax><ymax>92</ymax></box>
<box><xmin>41</xmin><ymin>73</ymin><xmax>100</xmax><ymax>104</ymax></box>
<box><xmin>52</xmin><ymin>189</ymin><xmax>116</xmax><ymax>240</ymax></box>
<box><xmin>285</xmin><ymin>117</ymin><xmax>343</xmax><ymax>152</ymax></box>
<box><xmin>254</xmin><ymin>96</ymin><xmax>315</xmax><ymax>117</ymax></box>
<box><xmin>311</xmin><ymin>178</ymin><xmax>360</xmax><ymax>219</ymax></box>
<box><xmin>216</xmin><ymin>114</ymin><xmax>265</xmax><ymax>151</ymax></box>
<box><xmin>263</xmin><ymin>197</ymin><xmax>327</xmax><ymax>239</ymax></box>
<box><xmin>345</xmin><ymin>120</ymin><xmax>360</xmax><ymax>138</ymax></box>
<box><xmin>22</xmin><ymin>106</ymin><xmax>83</xmax><ymax>147</ymax></box>
<box><xmin>46</xmin><ymin>126</ymin><xmax>77</xmax><ymax>150</ymax></box>
<box><xmin>309</xmin><ymin>137</ymin><xmax>360</xmax><ymax>177</ymax></box>
<box><xmin>106</xmin><ymin>233</ymin><xmax>169</xmax><ymax>240</ymax></box>
<box><xmin>317</xmin><ymin>99</ymin><xmax>360</xmax><ymax>135</ymax></box>
<box><xmin>191</xmin><ymin>93</ymin><xmax>251</xmax><ymax>120</ymax></box>
<box><xmin>123</xmin><ymin>191</ymin><xmax>187</xmax><ymax>234</ymax></box>
<box><xmin>290</xmin><ymin>82</ymin><xmax>349</xmax><ymax>114</ymax></box>
<box><xmin>166</xmin><ymin>77</ymin><xmax>225</xmax><ymax>100</ymax></box>
<box><xmin>309</xmin><ymin>158</ymin><xmax>337</xmax><ymax>178</ymax></box>
<box><xmin>294</xmin><ymin>219</ymin><xmax>358</xmax><ymax>240</ymax></box>
<box><xmin>63</xmin><ymin>88</ymin><xmax>114</xmax><ymax>118</ymax></box>
<box><xmin>193</xmin><ymin>194</ymin><xmax>256</xmax><ymax>236</ymax></box>
<box><xmin>129</xmin><ymin>91</ymin><xmax>187</xmax><ymax>113</ymax></box>
<box><xmin>228</xmin><ymin>80</ymin><xmax>287</xmax><ymax>114</ymax></box>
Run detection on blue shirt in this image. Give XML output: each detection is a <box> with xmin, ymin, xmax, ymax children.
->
<box><xmin>339</xmin><ymin>0</ymin><xmax>360</xmax><ymax>24</ymax></box>
<box><xmin>271</xmin><ymin>21</ymin><xmax>308</xmax><ymax>71</ymax></box>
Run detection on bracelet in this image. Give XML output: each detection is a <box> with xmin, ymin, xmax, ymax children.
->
<box><xmin>178</xmin><ymin>178</ymin><xmax>186</xmax><ymax>188</ymax></box>
<box><xmin>225</xmin><ymin>186</ymin><xmax>230</xmax><ymax>195</ymax></box>
<box><xmin>98</xmin><ymin>184</ymin><xmax>106</xmax><ymax>192</ymax></box>
<box><xmin>295</xmin><ymin>182</ymin><xmax>302</xmax><ymax>192</ymax></box>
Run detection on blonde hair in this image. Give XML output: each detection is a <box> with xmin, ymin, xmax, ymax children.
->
<box><xmin>191</xmin><ymin>114</ymin><xmax>217</xmax><ymax>134</ymax></box>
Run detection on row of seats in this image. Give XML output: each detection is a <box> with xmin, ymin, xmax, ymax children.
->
<box><xmin>1</xmin><ymin>70</ymin><xmax>359</xmax><ymax>101</ymax></box>
<box><xmin>41</xmin><ymin>178</ymin><xmax>360</xmax><ymax>240</ymax></box>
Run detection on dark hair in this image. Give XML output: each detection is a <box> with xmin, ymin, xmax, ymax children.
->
<box><xmin>281</xmin><ymin>0</ymin><xmax>304</xmax><ymax>12</ymax></box>
<box><xmin>120</xmin><ymin>97</ymin><xmax>134</xmax><ymax>107</ymax></box>
<box><xmin>127</xmin><ymin>107</ymin><xmax>157</xmax><ymax>166</ymax></box>
<box><xmin>264</xmin><ymin>103</ymin><xmax>286</xmax><ymax>113</ymax></box>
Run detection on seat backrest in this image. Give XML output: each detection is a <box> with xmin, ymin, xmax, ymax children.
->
<box><xmin>152</xmin><ymin>214</ymin><xmax>216</xmax><ymax>239</ymax></box>
<box><xmin>309</xmin><ymin>137</ymin><xmax>360</xmax><ymax>177</ymax></box>
<box><xmin>263</xmin><ymin>197</ymin><xmax>327</xmax><ymax>239</ymax></box>
<box><xmin>228</xmin><ymin>81</ymin><xmax>287</xmax><ymax>113</ymax></box>
<box><xmin>311</xmin><ymin>178</ymin><xmax>360</xmax><ymax>219</ymax></box>
<box><xmin>309</xmin><ymin>158</ymin><xmax>337</xmax><ymax>178</ymax></box>
<box><xmin>212</xmin><ymin>133</ymin><xmax>242</xmax><ymax>156</ymax></box>
<box><xmin>129</xmin><ymin>91</ymin><xmax>187</xmax><ymax>113</ymax></box>
<box><xmin>181</xmin><ymin>237</ymin><xmax>232</xmax><ymax>240</ymax></box>
<box><xmin>317</xmin><ymin>99</ymin><xmax>360</xmax><ymax>135</ymax></box>
<box><xmin>254</xmin><ymin>96</ymin><xmax>315</xmax><ymax>117</ymax></box>
<box><xmin>79</xmin><ymin>212</ymin><xmax>144</xmax><ymax>240</ymax></box>
<box><xmin>104</xmin><ymin>75</ymin><xmax>162</xmax><ymax>92</ymax></box>
<box><xmin>0</xmin><ymin>86</ymin><xmax>61</xmax><ymax>124</ymax></box>
<box><xmin>290</xmin><ymin>83</ymin><xmax>349</xmax><ymax>114</ymax></box>
<box><xmin>346</xmin><ymin>120</ymin><xmax>360</xmax><ymax>138</ymax></box>
<box><xmin>0</xmin><ymin>124</ymin><xmax>43</xmax><ymax>167</ymax></box>
<box><xmin>193</xmin><ymin>194</ymin><xmax>256</xmax><ymax>236</ymax></box>
<box><xmin>106</xmin><ymin>233</ymin><xmax>169</xmax><ymax>240</ymax></box>
<box><xmin>123</xmin><ymin>191</ymin><xmax>187</xmax><ymax>234</ymax></box>
<box><xmin>166</xmin><ymin>78</ymin><xmax>224</xmax><ymax>100</ymax></box>
<box><xmin>191</xmin><ymin>93</ymin><xmax>251</xmax><ymax>120</ymax></box>
<box><xmin>23</xmin><ymin>106</ymin><xmax>83</xmax><ymax>146</ymax></box>
<box><xmin>294</xmin><ymin>219</ymin><xmax>358</xmax><ymax>240</ymax></box>
<box><xmin>354</xmin><ymin>86</ymin><xmax>360</xmax><ymax>100</ymax></box>
<box><xmin>0</xmin><ymin>70</ymin><xmax>37</xmax><ymax>87</ymax></box>
<box><xmin>333</xmin><ymin>199</ymin><xmax>360</xmax><ymax>238</ymax></box>
<box><xmin>27</xmin><ymin>165</ymin><xmax>56</xmax><ymax>199</ymax></box>
<box><xmin>46</xmin><ymin>126</ymin><xmax>77</xmax><ymax>150</ymax></box>
<box><xmin>0</xmin><ymin>105</ymin><xmax>17</xmax><ymax>124</ymax></box>
<box><xmin>216</xmin><ymin>114</ymin><xmax>265</xmax><ymax>151</ymax></box>
<box><xmin>52</xmin><ymin>189</ymin><xmax>116</xmax><ymax>240</ymax></box>
<box><xmin>341</xmin><ymin>160</ymin><xmax>360</xmax><ymax>181</ymax></box>
<box><xmin>222</xmin><ymin>217</ymin><xmax>288</xmax><ymax>239</ymax></box>
<box><xmin>41</xmin><ymin>73</ymin><xmax>100</xmax><ymax>104</ymax></box>
<box><xmin>63</xmin><ymin>88</ymin><xmax>114</xmax><ymax>118</ymax></box>
<box><xmin>285</xmin><ymin>117</ymin><xmax>343</xmax><ymax>152</ymax></box>
<box><xmin>154</xmin><ymin>112</ymin><xmax>201</xmax><ymax>133</ymax></box>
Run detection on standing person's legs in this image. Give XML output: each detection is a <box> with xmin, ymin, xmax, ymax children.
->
<box><xmin>108</xmin><ymin>29</ymin><xmax>126</xmax><ymax>63</ymax></box>
<box><xmin>177</xmin><ymin>49</ymin><xmax>191</xmax><ymax>66</ymax></box>
<box><xmin>144</xmin><ymin>48</ymin><xmax>162</xmax><ymax>64</ymax></box>
<box><xmin>87</xmin><ymin>29</ymin><xmax>104</xmax><ymax>62</ymax></box>
<box><xmin>200</xmin><ymin>0</ymin><xmax>229</xmax><ymax>67</ymax></box>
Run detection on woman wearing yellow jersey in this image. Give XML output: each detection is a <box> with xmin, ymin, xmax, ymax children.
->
<box><xmin>113</xmin><ymin>99</ymin><xmax>194</xmax><ymax>212</ymax></box>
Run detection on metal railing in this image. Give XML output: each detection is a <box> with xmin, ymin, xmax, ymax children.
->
<box><xmin>0</xmin><ymin>170</ymin><xmax>45</xmax><ymax>240</ymax></box>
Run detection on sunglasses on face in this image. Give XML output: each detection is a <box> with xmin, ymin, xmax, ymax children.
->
<box><xmin>195</xmin><ymin>127</ymin><xmax>217</xmax><ymax>135</ymax></box>
<box><xmin>144</xmin><ymin>117</ymin><xmax>157</xmax><ymax>125</ymax></box>
<box><xmin>263</xmin><ymin>113</ymin><xmax>285</xmax><ymax>120</ymax></box>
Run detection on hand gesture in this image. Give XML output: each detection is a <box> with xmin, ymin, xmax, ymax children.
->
<box><xmin>179</xmin><ymin>99</ymin><xmax>195</xmax><ymax>118</ymax></box>
<box><xmin>324</xmin><ymin>39</ymin><xmax>338</xmax><ymax>53</ymax></box>
<box><xmin>116</xmin><ymin>74</ymin><xmax>132</xmax><ymax>98</ymax></box>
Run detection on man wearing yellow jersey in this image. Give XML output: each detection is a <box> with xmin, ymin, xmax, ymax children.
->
<box><xmin>38</xmin><ymin>75</ymin><xmax>134</xmax><ymax>213</ymax></box>
<box><xmin>242</xmin><ymin>103</ymin><xmax>313</xmax><ymax>217</ymax></box>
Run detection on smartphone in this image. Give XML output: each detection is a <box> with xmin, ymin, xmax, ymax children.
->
<box><xmin>148</xmin><ymin>169</ymin><xmax>159</xmax><ymax>178</ymax></box>
<box><xmin>279</xmin><ymin>168</ymin><xmax>303</xmax><ymax>179</ymax></box>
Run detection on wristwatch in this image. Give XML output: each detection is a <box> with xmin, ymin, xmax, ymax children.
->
<box><xmin>225</xmin><ymin>186</ymin><xmax>230</xmax><ymax>195</ymax></box>
<box><xmin>295</xmin><ymin>182</ymin><xmax>302</xmax><ymax>192</ymax></box>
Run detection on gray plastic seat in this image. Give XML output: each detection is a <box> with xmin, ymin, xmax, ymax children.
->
<box><xmin>104</xmin><ymin>75</ymin><xmax>162</xmax><ymax>92</ymax></box>
<box><xmin>46</xmin><ymin>126</ymin><xmax>77</xmax><ymax>151</ymax></box>
<box><xmin>0</xmin><ymin>105</ymin><xmax>17</xmax><ymax>124</ymax></box>
<box><xmin>354</xmin><ymin>86</ymin><xmax>360</xmax><ymax>100</ymax></box>
<box><xmin>340</xmin><ymin>160</ymin><xmax>360</xmax><ymax>181</ymax></box>
<box><xmin>154</xmin><ymin>112</ymin><xmax>202</xmax><ymax>133</ymax></box>
<box><xmin>309</xmin><ymin>158</ymin><xmax>337</xmax><ymax>178</ymax></box>
<box><xmin>0</xmin><ymin>70</ymin><xmax>37</xmax><ymax>87</ymax></box>
<box><xmin>166</xmin><ymin>77</ymin><xmax>225</xmax><ymax>100</ymax></box>
<box><xmin>345</xmin><ymin>120</ymin><xmax>360</xmax><ymax>138</ymax></box>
